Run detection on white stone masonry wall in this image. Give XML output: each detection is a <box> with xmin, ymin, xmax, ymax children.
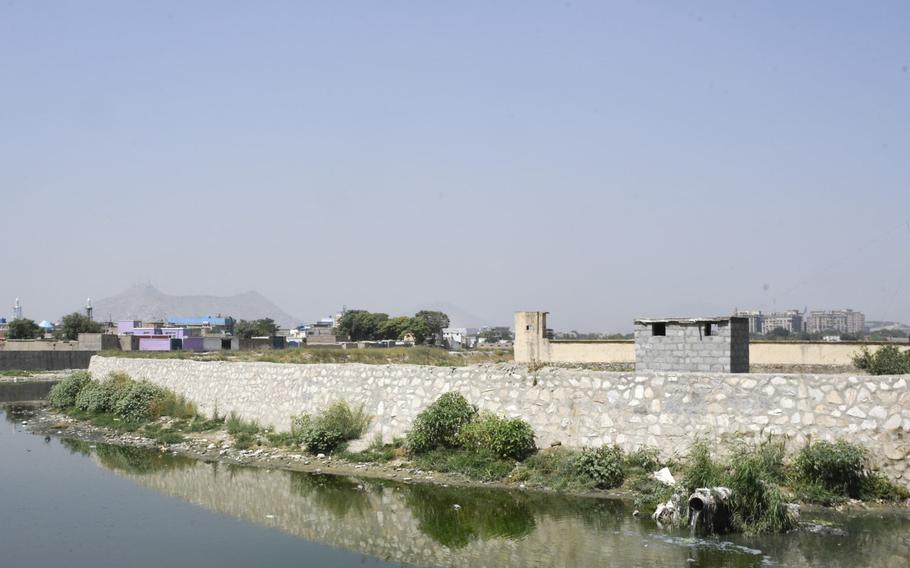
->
<box><xmin>88</xmin><ymin>357</ymin><xmax>910</xmax><ymax>486</ymax></box>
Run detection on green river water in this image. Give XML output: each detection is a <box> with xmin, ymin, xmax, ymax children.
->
<box><xmin>2</xmin><ymin>404</ymin><xmax>908</xmax><ymax>567</ymax></box>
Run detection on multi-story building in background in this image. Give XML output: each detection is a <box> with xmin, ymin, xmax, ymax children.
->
<box><xmin>733</xmin><ymin>309</ymin><xmax>764</xmax><ymax>335</ymax></box>
<box><xmin>806</xmin><ymin>309</ymin><xmax>865</xmax><ymax>336</ymax></box>
<box><xmin>761</xmin><ymin>310</ymin><xmax>804</xmax><ymax>335</ymax></box>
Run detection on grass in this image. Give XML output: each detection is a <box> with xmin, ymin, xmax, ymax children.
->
<box><xmin>413</xmin><ymin>448</ymin><xmax>516</xmax><ymax>481</ymax></box>
<box><xmin>513</xmin><ymin>447</ymin><xmax>592</xmax><ymax>491</ymax></box>
<box><xmin>0</xmin><ymin>370</ymin><xmax>36</xmax><ymax>377</ymax></box>
<box><xmin>98</xmin><ymin>346</ymin><xmax>513</xmax><ymax>367</ymax></box>
<box><xmin>339</xmin><ymin>436</ymin><xmax>404</xmax><ymax>463</ymax></box>
<box><xmin>226</xmin><ymin>412</ymin><xmax>262</xmax><ymax>436</ymax></box>
<box><xmin>265</xmin><ymin>431</ymin><xmax>301</xmax><ymax>448</ymax></box>
<box><xmin>65</xmin><ymin>408</ymin><xmax>143</xmax><ymax>432</ymax></box>
<box><xmin>141</xmin><ymin>422</ymin><xmax>187</xmax><ymax>445</ymax></box>
<box><xmin>232</xmin><ymin>431</ymin><xmax>257</xmax><ymax>450</ymax></box>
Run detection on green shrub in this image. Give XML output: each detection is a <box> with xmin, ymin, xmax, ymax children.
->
<box><xmin>292</xmin><ymin>401</ymin><xmax>372</xmax><ymax>455</ymax></box>
<box><xmin>74</xmin><ymin>381</ymin><xmax>111</xmax><ymax>413</ymax></box>
<box><xmin>101</xmin><ymin>372</ymin><xmax>134</xmax><ymax>407</ymax></box>
<box><xmin>792</xmin><ymin>440</ymin><xmax>867</xmax><ymax>498</ymax></box>
<box><xmin>318</xmin><ymin>401</ymin><xmax>371</xmax><ymax>441</ymax></box>
<box><xmin>457</xmin><ymin>413</ymin><xmax>536</xmax><ymax>461</ymax></box>
<box><xmin>860</xmin><ymin>472</ymin><xmax>910</xmax><ymax>501</ymax></box>
<box><xmin>852</xmin><ymin>346</ymin><xmax>910</xmax><ymax>375</ymax></box>
<box><xmin>625</xmin><ymin>447</ymin><xmax>662</xmax><ymax>472</ymax></box>
<box><xmin>113</xmin><ymin>381</ymin><xmax>167</xmax><ymax>422</ymax></box>
<box><xmin>574</xmin><ymin>445</ymin><xmax>625</xmax><ymax>489</ymax></box>
<box><xmin>407</xmin><ymin>392</ymin><xmax>477</xmax><ymax>454</ymax></box>
<box><xmin>300</xmin><ymin>426</ymin><xmax>344</xmax><ymax>454</ymax></box>
<box><xmin>47</xmin><ymin>371</ymin><xmax>92</xmax><ymax>408</ymax></box>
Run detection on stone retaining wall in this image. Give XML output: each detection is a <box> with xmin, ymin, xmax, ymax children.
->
<box><xmin>88</xmin><ymin>357</ymin><xmax>910</xmax><ymax>486</ymax></box>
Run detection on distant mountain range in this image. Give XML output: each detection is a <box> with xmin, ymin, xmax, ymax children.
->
<box><xmin>92</xmin><ymin>284</ymin><xmax>298</xmax><ymax>328</ymax></box>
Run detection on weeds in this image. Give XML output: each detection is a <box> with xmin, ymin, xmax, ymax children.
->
<box><xmin>226</xmin><ymin>412</ymin><xmax>261</xmax><ymax>436</ymax></box>
<box><xmin>339</xmin><ymin>436</ymin><xmax>404</xmax><ymax>463</ymax></box>
<box><xmin>414</xmin><ymin>448</ymin><xmax>515</xmax><ymax>481</ymax></box>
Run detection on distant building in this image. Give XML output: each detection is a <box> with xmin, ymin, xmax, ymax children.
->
<box><xmin>443</xmin><ymin>327</ymin><xmax>480</xmax><ymax>349</ymax></box>
<box><xmin>733</xmin><ymin>310</ymin><xmax>764</xmax><ymax>335</ymax></box>
<box><xmin>761</xmin><ymin>310</ymin><xmax>803</xmax><ymax>335</ymax></box>
<box><xmin>166</xmin><ymin>316</ymin><xmax>234</xmax><ymax>334</ymax></box>
<box><xmin>806</xmin><ymin>309</ymin><xmax>865</xmax><ymax>336</ymax></box>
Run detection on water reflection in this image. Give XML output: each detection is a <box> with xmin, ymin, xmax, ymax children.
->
<box><xmin>62</xmin><ymin>438</ymin><xmax>196</xmax><ymax>474</ymax></box>
<box><xmin>66</xmin><ymin>442</ymin><xmax>910</xmax><ymax>568</ymax></box>
<box><xmin>403</xmin><ymin>484</ymin><xmax>536</xmax><ymax>548</ymax></box>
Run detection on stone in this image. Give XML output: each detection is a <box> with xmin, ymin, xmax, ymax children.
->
<box><xmin>847</xmin><ymin>407</ymin><xmax>866</xmax><ymax>419</ymax></box>
<box><xmin>870</xmin><ymin>406</ymin><xmax>888</xmax><ymax>420</ymax></box>
<box><xmin>882</xmin><ymin>415</ymin><xmax>902</xmax><ymax>431</ymax></box>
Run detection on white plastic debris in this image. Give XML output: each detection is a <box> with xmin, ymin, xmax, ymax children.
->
<box><xmin>652</xmin><ymin>467</ymin><xmax>676</xmax><ymax>486</ymax></box>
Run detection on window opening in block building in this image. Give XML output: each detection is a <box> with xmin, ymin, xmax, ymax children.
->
<box><xmin>652</xmin><ymin>323</ymin><xmax>666</xmax><ymax>336</ymax></box>
<box><xmin>705</xmin><ymin>323</ymin><xmax>713</xmax><ymax>336</ymax></box>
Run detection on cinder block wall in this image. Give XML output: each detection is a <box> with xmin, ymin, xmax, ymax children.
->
<box><xmin>635</xmin><ymin>321</ymin><xmax>742</xmax><ymax>373</ymax></box>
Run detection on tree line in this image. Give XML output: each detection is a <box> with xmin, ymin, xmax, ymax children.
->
<box><xmin>336</xmin><ymin>310</ymin><xmax>449</xmax><ymax>344</ymax></box>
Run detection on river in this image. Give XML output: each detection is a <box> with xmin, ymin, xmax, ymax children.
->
<box><xmin>1</xmin><ymin>404</ymin><xmax>908</xmax><ymax>567</ymax></box>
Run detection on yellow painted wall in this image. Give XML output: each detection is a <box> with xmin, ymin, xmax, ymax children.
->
<box><xmin>749</xmin><ymin>342</ymin><xmax>910</xmax><ymax>367</ymax></box>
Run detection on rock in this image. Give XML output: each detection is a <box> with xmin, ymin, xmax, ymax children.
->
<box><xmin>452</xmin><ymin>504</ymin><xmax>461</xmax><ymax>510</ymax></box>
<box><xmin>316</xmin><ymin>453</ymin><xmax>326</xmax><ymax>459</ymax></box>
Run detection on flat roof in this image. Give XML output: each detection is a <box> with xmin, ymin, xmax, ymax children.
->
<box><xmin>634</xmin><ymin>316</ymin><xmax>746</xmax><ymax>324</ymax></box>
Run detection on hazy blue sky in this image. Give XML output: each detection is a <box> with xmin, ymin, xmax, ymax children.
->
<box><xmin>2</xmin><ymin>1</ymin><xmax>908</xmax><ymax>331</ymax></box>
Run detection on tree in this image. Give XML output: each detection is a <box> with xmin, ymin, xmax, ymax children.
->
<box><xmin>766</xmin><ymin>327</ymin><xmax>791</xmax><ymax>339</ymax></box>
<box><xmin>414</xmin><ymin>310</ymin><xmax>450</xmax><ymax>345</ymax></box>
<box><xmin>404</xmin><ymin>317</ymin><xmax>432</xmax><ymax>344</ymax></box>
<box><xmin>479</xmin><ymin>326</ymin><xmax>513</xmax><ymax>343</ymax></box>
<box><xmin>59</xmin><ymin>312</ymin><xmax>103</xmax><ymax>340</ymax></box>
<box><xmin>337</xmin><ymin>310</ymin><xmax>389</xmax><ymax>341</ymax></box>
<box><xmin>234</xmin><ymin>318</ymin><xmax>279</xmax><ymax>339</ymax></box>
<box><xmin>377</xmin><ymin>316</ymin><xmax>413</xmax><ymax>341</ymax></box>
<box><xmin>7</xmin><ymin>318</ymin><xmax>41</xmax><ymax>339</ymax></box>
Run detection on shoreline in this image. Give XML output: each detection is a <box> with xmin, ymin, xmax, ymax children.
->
<box><xmin>18</xmin><ymin>403</ymin><xmax>625</xmax><ymax>500</ymax></box>
<box><xmin>11</xmin><ymin>402</ymin><xmax>910</xmax><ymax>517</ymax></box>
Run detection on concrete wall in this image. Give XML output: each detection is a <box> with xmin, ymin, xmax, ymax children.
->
<box><xmin>76</xmin><ymin>333</ymin><xmax>121</xmax><ymax>351</ymax></box>
<box><xmin>515</xmin><ymin>311</ymin><xmax>910</xmax><ymax>369</ymax></box>
<box><xmin>0</xmin><ymin>351</ymin><xmax>94</xmax><ymax>371</ymax></box>
<box><xmin>1</xmin><ymin>340</ymin><xmax>81</xmax><ymax>351</ymax></box>
<box><xmin>88</xmin><ymin>357</ymin><xmax>910</xmax><ymax>487</ymax></box>
<box><xmin>515</xmin><ymin>311</ymin><xmax>631</xmax><ymax>364</ymax></box>
<box><xmin>750</xmin><ymin>342</ymin><xmax>910</xmax><ymax>367</ymax></box>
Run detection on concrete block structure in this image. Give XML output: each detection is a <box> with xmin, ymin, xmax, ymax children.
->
<box><xmin>634</xmin><ymin>316</ymin><xmax>749</xmax><ymax>373</ymax></box>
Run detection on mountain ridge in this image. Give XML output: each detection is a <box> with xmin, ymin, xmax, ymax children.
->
<box><xmin>92</xmin><ymin>284</ymin><xmax>298</xmax><ymax>328</ymax></box>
